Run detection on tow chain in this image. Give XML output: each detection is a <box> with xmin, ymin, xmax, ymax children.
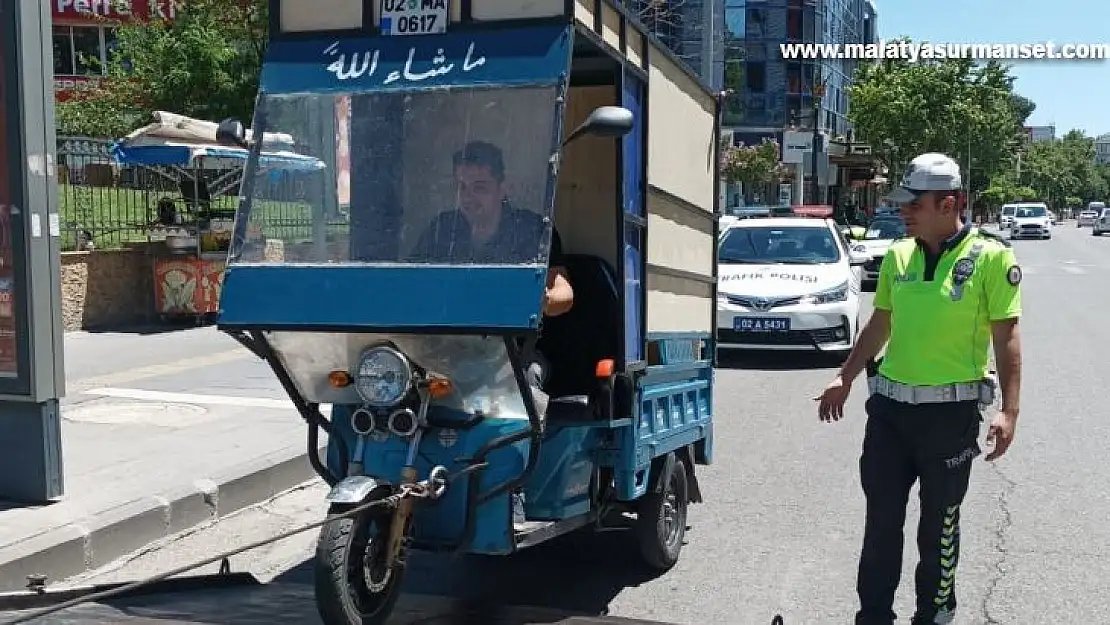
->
<box><xmin>1</xmin><ymin>463</ymin><xmax>486</xmax><ymax>625</ymax></box>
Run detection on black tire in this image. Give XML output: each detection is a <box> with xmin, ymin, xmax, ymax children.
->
<box><xmin>314</xmin><ymin>499</ymin><xmax>405</xmax><ymax>625</ymax></box>
<box><xmin>635</xmin><ymin>457</ymin><xmax>689</xmax><ymax>571</ymax></box>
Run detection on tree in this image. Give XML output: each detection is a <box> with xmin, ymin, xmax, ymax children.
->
<box><xmin>56</xmin><ymin>0</ymin><xmax>268</xmax><ymax>138</ymax></box>
<box><xmin>847</xmin><ymin>43</ymin><xmax>1026</xmax><ymax>190</ymax></box>
<box><xmin>1018</xmin><ymin>130</ymin><xmax>1106</xmax><ymax>206</ymax></box>
<box><xmin>720</xmin><ymin>138</ymin><xmax>787</xmax><ymax>199</ymax></box>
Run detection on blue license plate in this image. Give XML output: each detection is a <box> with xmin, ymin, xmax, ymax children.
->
<box><xmin>734</xmin><ymin>317</ymin><xmax>790</xmax><ymax>331</ymax></box>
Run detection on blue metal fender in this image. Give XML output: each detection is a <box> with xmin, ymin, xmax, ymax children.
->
<box><xmin>324</xmin><ymin>475</ymin><xmax>393</xmax><ymax>505</ymax></box>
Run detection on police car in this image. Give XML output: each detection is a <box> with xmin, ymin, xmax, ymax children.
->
<box><xmin>716</xmin><ymin>217</ymin><xmax>868</xmax><ymax>355</ymax></box>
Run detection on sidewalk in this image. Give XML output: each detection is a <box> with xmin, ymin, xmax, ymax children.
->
<box><xmin>0</xmin><ymin>327</ymin><xmax>326</xmax><ymax>592</ymax></box>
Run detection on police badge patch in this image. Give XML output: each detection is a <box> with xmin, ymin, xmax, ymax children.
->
<box><xmin>952</xmin><ymin>258</ymin><xmax>976</xmax><ymax>283</ymax></box>
<box><xmin>1006</xmin><ymin>265</ymin><xmax>1022</xmax><ymax>286</ymax></box>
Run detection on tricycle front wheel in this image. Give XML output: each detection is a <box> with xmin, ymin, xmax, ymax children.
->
<box><xmin>314</xmin><ymin>501</ymin><xmax>405</xmax><ymax>625</ymax></box>
<box><xmin>635</xmin><ymin>457</ymin><xmax>689</xmax><ymax>571</ymax></box>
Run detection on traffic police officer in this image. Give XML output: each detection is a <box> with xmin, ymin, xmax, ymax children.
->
<box><xmin>816</xmin><ymin>153</ymin><xmax>1023</xmax><ymax>625</ymax></box>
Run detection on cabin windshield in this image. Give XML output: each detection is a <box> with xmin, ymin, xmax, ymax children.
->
<box><xmin>229</xmin><ymin>87</ymin><xmax>559</xmax><ymax>267</ymax></box>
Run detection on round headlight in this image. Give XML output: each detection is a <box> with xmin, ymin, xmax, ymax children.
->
<box><xmin>354</xmin><ymin>347</ymin><xmax>412</xmax><ymax>407</ymax></box>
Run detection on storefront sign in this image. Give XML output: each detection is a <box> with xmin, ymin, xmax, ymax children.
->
<box><xmin>52</xmin><ymin>0</ymin><xmax>176</xmax><ymax>24</ymax></box>
<box><xmin>782</xmin><ymin>130</ymin><xmax>811</xmax><ymax>164</ymax></box>
<box><xmin>53</xmin><ymin>75</ymin><xmax>103</xmax><ymax>101</ymax></box>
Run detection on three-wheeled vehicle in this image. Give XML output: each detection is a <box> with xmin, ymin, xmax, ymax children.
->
<box><xmin>216</xmin><ymin>1</ymin><xmax>721</xmax><ymax>623</ymax></box>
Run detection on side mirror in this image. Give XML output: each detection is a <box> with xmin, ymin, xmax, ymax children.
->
<box><xmin>562</xmin><ymin>106</ymin><xmax>634</xmax><ymax>147</ymax></box>
<box><xmin>216</xmin><ymin>118</ymin><xmax>249</xmax><ymax>148</ymax></box>
<box><xmin>849</xmin><ymin>252</ymin><xmax>869</xmax><ymax>266</ymax></box>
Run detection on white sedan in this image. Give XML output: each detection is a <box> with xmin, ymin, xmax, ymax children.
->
<box><xmin>1008</xmin><ymin>203</ymin><xmax>1052</xmax><ymax>240</ymax></box>
<box><xmin>850</xmin><ymin>216</ymin><xmax>905</xmax><ymax>286</ymax></box>
<box><xmin>716</xmin><ymin>217</ymin><xmax>868</xmax><ymax>355</ymax></box>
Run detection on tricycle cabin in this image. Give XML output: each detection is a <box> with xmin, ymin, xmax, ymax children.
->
<box><xmin>225</xmin><ymin>1</ymin><xmax>718</xmax><ymax>348</ymax></box>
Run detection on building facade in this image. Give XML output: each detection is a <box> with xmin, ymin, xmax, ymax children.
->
<box><xmin>623</xmin><ymin>0</ymin><xmax>726</xmax><ymax>90</ymax></box>
<box><xmin>51</xmin><ymin>0</ymin><xmax>176</xmax><ymax>102</ymax></box>
<box><xmin>1095</xmin><ymin>133</ymin><xmax>1110</xmax><ymax>166</ymax></box>
<box><xmin>1024</xmin><ymin>125</ymin><xmax>1056</xmax><ymax>143</ymax></box>
<box><xmin>721</xmin><ymin>0</ymin><xmax>877</xmax><ymax>207</ymax></box>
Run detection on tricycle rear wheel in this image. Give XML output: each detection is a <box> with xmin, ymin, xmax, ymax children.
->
<box><xmin>314</xmin><ymin>499</ymin><xmax>405</xmax><ymax>625</ymax></box>
<box><xmin>635</xmin><ymin>457</ymin><xmax>689</xmax><ymax>571</ymax></box>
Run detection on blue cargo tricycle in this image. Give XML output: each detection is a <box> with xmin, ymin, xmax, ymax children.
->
<box><xmin>216</xmin><ymin>0</ymin><xmax>722</xmax><ymax>623</ymax></box>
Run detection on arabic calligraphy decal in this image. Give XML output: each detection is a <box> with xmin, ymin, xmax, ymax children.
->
<box><xmin>261</xmin><ymin>25</ymin><xmax>573</xmax><ymax>95</ymax></box>
<box><xmin>323</xmin><ymin>41</ymin><xmax>486</xmax><ymax>85</ymax></box>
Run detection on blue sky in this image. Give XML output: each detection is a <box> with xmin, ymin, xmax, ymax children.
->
<box><xmin>875</xmin><ymin>0</ymin><xmax>1109</xmax><ymax>137</ymax></box>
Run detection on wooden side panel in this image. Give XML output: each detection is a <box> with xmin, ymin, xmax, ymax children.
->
<box><xmin>625</xmin><ymin>30</ymin><xmax>643</xmax><ymax>67</ymax></box>
<box><xmin>555</xmin><ymin>85</ymin><xmax>619</xmax><ymax>269</ymax></box>
<box><xmin>646</xmin><ymin>274</ymin><xmax>713</xmax><ymax>333</ymax></box>
<box><xmin>470</xmin><ymin>0</ymin><xmax>565</xmax><ymax>20</ymax></box>
<box><xmin>600</xmin><ymin>2</ymin><xmax>621</xmax><ymax>50</ymax></box>
<box><xmin>646</xmin><ymin>192</ymin><xmax>713</xmax><ymax>278</ymax></box>
<box><xmin>646</xmin><ymin>51</ymin><xmax>716</xmax><ymax>212</ymax></box>
<box><xmin>279</xmin><ymin>0</ymin><xmax>362</xmax><ymax>32</ymax></box>
<box><xmin>574</xmin><ymin>0</ymin><xmax>596</xmax><ymax>31</ymax></box>
<box><xmin>642</xmin><ymin>39</ymin><xmax>717</xmax><ymax>335</ymax></box>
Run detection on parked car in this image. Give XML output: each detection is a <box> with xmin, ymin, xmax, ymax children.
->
<box><xmin>1093</xmin><ymin>208</ymin><xmax>1110</xmax><ymax>235</ymax></box>
<box><xmin>999</xmin><ymin>205</ymin><xmax>1018</xmax><ymax>229</ymax></box>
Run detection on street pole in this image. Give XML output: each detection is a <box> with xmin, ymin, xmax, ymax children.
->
<box><xmin>810</xmin><ymin>80</ymin><xmax>825</xmax><ymax>205</ymax></box>
<box><xmin>0</xmin><ymin>0</ymin><xmax>67</xmax><ymax>503</ymax></box>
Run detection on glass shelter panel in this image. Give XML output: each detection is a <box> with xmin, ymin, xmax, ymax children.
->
<box><xmin>232</xmin><ymin>86</ymin><xmax>559</xmax><ymax>268</ymax></box>
<box><xmin>0</xmin><ymin>22</ymin><xmax>18</xmax><ymax>378</ymax></box>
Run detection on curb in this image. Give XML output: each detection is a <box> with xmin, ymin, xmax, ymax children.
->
<box><xmin>0</xmin><ymin>443</ymin><xmax>326</xmax><ymax>593</ymax></box>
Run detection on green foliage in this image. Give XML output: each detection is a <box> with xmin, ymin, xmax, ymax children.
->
<box><xmin>1018</xmin><ymin>130</ymin><xmax>1107</xmax><ymax>205</ymax></box>
<box><xmin>720</xmin><ymin>138</ymin><xmax>787</xmax><ymax>188</ymax></box>
<box><xmin>980</xmin><ymin>174</ymin><xmax>1036</xmax><ymax>207</ymax></box>
<box><xmin>847</xmin><ymin>44</ymin><xmax>1025</xmax><ymax>187</ymax></box>
<box><xmin>55</xmin><ymin>0</ymin><xmax>268</xmax><ymax>138</ymax></box>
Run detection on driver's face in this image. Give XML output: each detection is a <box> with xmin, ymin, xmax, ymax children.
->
<box><xmin>454</xmin><ymin>164</ymin><xmax>504</xmax><ymax>240</ymax></box>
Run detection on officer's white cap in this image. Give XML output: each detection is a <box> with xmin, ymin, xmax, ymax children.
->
<box><xmin>884</xmin><ymin>153</ymin><xmax>963</xmax><ymax>204</ymax></box>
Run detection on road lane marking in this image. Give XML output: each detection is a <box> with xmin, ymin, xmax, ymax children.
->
<box><xmin>82</xmin><ymin>387</ymin><xmax>333</xmax><ymax>416</ymax></box>
<box><xmin>68</xmin><ymin>349</ymin><xmax>256</xmax><ymax>393</ymax></box>
<box><xmin>1063</xmin><ymin>266</ymin><xmax>1086</xmax><ymax>275</ymax></box>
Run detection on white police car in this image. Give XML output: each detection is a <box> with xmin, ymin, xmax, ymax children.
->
<box><xmin>850</xmin><ymin>216</ymin><xmax>905</xmax><ymax>287</ymax></box>
<box><xmin>716</xmin><ymin>217</ymin><xmax>868</xmax><ymax>355</ymax></box>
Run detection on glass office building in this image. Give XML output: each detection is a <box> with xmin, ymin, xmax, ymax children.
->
<box><xmin>624</xmin><ymin>0</ymin><xmax>726</xmax><ymax>90</ymax></box>
<box><xmin>723</xmin><ymin>0</ymin><xmax>875</xmax><ymax>135</ymax></box>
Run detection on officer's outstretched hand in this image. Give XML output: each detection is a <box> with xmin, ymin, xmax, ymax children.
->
<box><xmin>816</xmin><ymin>375</ymin><xmax>851</xmax><ymax>422</ymax></box>
<box><xmin>984</xmin><ymin>410</ymin><xmax>1018</xmax><ymax>461</ymax></box>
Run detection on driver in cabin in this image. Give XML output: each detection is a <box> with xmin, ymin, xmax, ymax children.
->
<box><xmin>410</xmin><ymin>140</ymin><xmax>574</xmax><ymax>318</ymax></box>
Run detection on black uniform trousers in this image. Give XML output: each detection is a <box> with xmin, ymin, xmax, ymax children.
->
<box><xmin>855</xmin><ymin>393</ymin><xmax>982</xmax><ymax>625</ymax></box>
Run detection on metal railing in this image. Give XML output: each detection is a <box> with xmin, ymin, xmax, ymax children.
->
<box><xmin>55</xmin><ymin>136</ymin><xmax>329</xmax><ymax>252</ymax></box>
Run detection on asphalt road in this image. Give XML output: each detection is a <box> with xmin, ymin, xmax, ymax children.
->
<box><xmin>42</xmin><ymin>223</ymin><xmax>1110</xmax><ymax>625</ymax></box>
